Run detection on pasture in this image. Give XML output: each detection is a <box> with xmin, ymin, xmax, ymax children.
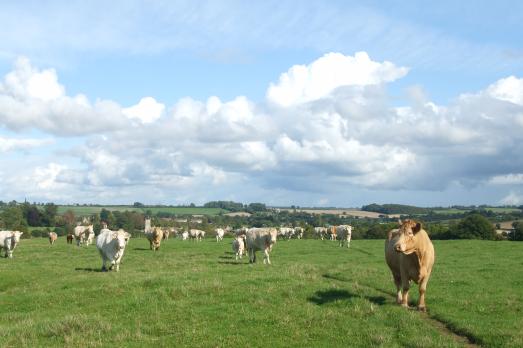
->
<box><xmin>55</xmin><ymin>205</ymin><xmax>227</xmax><ymax>216</ymax></box>
<box><xmin>1</xmin><ymin>238</ymin><xmax>521</xmax><ymax>347</ymax></box>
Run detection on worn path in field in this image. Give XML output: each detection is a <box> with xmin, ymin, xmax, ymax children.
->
<box><xmin>325</xmin><ymin>247</ymin><xmax>481</xmax><ymax>348</ymax></box>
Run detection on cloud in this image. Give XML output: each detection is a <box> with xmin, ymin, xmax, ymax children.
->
<box><xmin>0</xmin><ymin>136</ymin><xmax>54</xmax><ymax>153</ymax></box>
<box><xmin>2</xmin><ymin>52</ymin><xmax>523</xmax><ymax>205</ymax></box>
<box><xmin>490</xmin><ymin>173</ymin><xmax>523</xmax><ymax>185</ymax></box>
<box><xmin>0</xmin><ymin>57</ymin><xmax>170</xmax><ymax>135</ymax></box>
<box><xmin>500</xmin><ymin>192</ymin><xmax>523</xmax><ymax>206</ymax></box>
<box><xmin>266</xmin><ymin>52</ymin><xmax>408</xmax><ymax>107</ymax></box>
<box><xmin>122</xmin><ymin>97</ymin><xmax>165</xmax><ymax>124</ymax></box>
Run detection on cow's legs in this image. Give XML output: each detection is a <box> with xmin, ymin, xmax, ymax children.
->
<box><xmin>263</xmin><ymin>248</ymin><xmax>271</xmax><ymax>265</ymax></box>
<box><xmin>393</xmin><ymin>274</ymin><xmax>402</xmax><ymax>304</ymax></box>
<box><xmin>401</xmin><ymin>280</ymin><xmax>410</xmax><ymax>308</ymax></box>
<box><xmin>418</xmin><ymin>269</ymin><xmax>432</xmax><ymax>311</ymax></box>
<box><xmin>101</xmin><ymin>257</ymin><xmax>108</xmax><ymax>272</ymax></box>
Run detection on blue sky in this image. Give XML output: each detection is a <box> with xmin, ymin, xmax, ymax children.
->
<box><xmin>1</xmin><ymin>1</ymin><xmax>523</xmax><ymax>207</ymax></box>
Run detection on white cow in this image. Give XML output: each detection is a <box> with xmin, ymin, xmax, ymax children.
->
<box><xmin>0</xmin><ymin>230</ymin><xmax>23</xmax><ymax>258</ymax></box>
<box><xmin>294</xmin><ymin>227</ymin><xmax>304</xmax><ymax>239</ymax></box>
<box><xmin>215</xmin><ymin>228</ymin><xmax>225</xmax><ymax>242</ymax></box>
<box><xmin>189</xmin><ymin>229</ymin><xmax>205</xmax><ymax>241</ymax></box>
<box><xmin>232</xmin><ymin>235</ymin><xmax>246</xmax><ymax>260</ymax></box>
<box><xmin>96</xmin><ymin>228</ymin><xmax>131</xmax><ymax>272</ymax></box>
<box><xmin>246</xmin><ymin>228</ymin><xmax>278</xmax><ymax>264</ymax></box>
<box><xmin>278</xmin><ymin>227</ymin><xmax>294</xmax><ymax>240</ymax></box>
<box><xmin>74</xmin><ymin>224</ymin><xmax>94</xmax><ymax>246</ymax></box>
<box><xmin>336</xmin><ymin>225</ymin><xmax>353</xmax><ymax>248</ymax></box>
<box><xmin>85</xmin><ymin>229</ymin><xmax>95</xmax><ymax>246</ymax></box>
<box><xmin>181</xmin><ymin>231</ymin><xmax>189</xmax><ymax>240</ymax></box>
<box><xmin>314</xmin><ymin>227</ymin><xmax>328</xmax><ymax>240</ymax></box>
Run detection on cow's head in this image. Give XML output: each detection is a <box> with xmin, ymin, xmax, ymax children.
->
<box><xmin>112</xmin><ymin>230</ymin><xmax>128</xmax><ymax>251</ymax></box>
<box><xmin>11</xmin><ymin>231</ymin><xmax>23</xmax><ymax>243</ymax></box>
<box><xmin>393</xmin><ymin>219</ymin><xmax>422</xmax><ymax>255</ymax></box>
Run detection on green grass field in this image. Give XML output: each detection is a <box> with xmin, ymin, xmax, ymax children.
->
<box><xmin>1</xmin><ymin>238</ymin><xmax>521</xmax><ymax>347</ymax></box>
<box><xmin>56</xmin><ymin>206</ymin><xmax>227</xmax><ymax>216</ymax></box>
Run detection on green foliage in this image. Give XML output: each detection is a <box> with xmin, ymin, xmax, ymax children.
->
<box><xmin>203</xmin><ymin>200</ymin><xmax>242</xmax><ymax>211</ymax></box>
<box><xmin>511</xmin><ymin>222</ymin><xmax>523</xmax><ymax>241</ymax></box>
<box><xmin>450</xmin><ymin>214</ymin><xmax>496</xmax><ymax>240</ymax></box>
<box><xmin>0</xmin><ymin>205</ymin><xmax>28</xmax><ymax>233</ymax></box>
<box><xmin>362</xmin><ymin>203</ymin><xmax>429</xmax><ymax>215</ymax></box>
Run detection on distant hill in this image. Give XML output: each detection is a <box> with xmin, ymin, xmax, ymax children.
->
<box><xmin>361</xmin><ymin>203</ymin><xmax>429</xmax><ymax>215</ymax></box>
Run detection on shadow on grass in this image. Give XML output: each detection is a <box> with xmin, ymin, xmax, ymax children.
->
<box><xmin>308</xmin><ymin>289</ymin><xmax>386</xmax><ymax>306</ymax></box>
<box><xmin>349</xmin><ymin>246</ymin><xmax>374</xmax><ymax>256</ymax></box>
<box><xmin>74</xmin><ymin>267</ymin><xmax>103</xmax><ymax>273</ymax></box>
<box><xmin>217</xmin><ymin>261</ymin><xmax>245</xmax><ymax>265</ymax></box>
<box><xmin>218</xmin><ymin>255</ymin><xmax>232</xmax><ymax>259</ymax></box>
<box><xmin>133</xmin><ymin>248</ymin><xmax>150</xmax><ymax>251</ymax></box>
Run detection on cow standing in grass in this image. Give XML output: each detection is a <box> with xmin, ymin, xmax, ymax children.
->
<box><xmin>0</xmin><ymin>230</ymin><xmax>23</xmax><ymax>258</ymax></box>
<box><xmin>48</xmin><ymin>232</ymin><xmax>58</xmax><ymax>245</ymax></box>
<box><xmin>145</xmin><ymin>227</ymin><xmax>164</xmax><ymax>251</ymax></box>
<box><xmin>74</xmin><ymin>224</ymin><xmax>94</xmax><ymax>246</ymax></box>
<box><xmin>232</xmin><ymin>235</ymin><xmax>246</xmax><ymax>260</ymax></box>
<box><xmin>336</xmin><ymin>225</ymin><xmax>353</xmax><ymax>248</ymax></box>
<box><xmin>96</xmin><ymin>228</ymin><xmax>131</xmax><ymax>272</ymax></box>
<box><xmin>385</xmin><ymin>219</ymin><xmax>435</xmax><ymax>311</ymax></box>
<box><xmin>215</xmin><ymin>228</ymin><xmax>225</xmax><ymax>242</ymax></box>
<box><xmin>246</xmin><ymin>228</ymin><xmax>278</xmax><ymax>264</ymax></box>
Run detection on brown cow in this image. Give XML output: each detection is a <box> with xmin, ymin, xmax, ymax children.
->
<box><xmin>146</xmin><ymin>227</ymin><xmax>164</xmax><ymax>251</ymax></box>
<box><xmin>48</xmin><ymin>232</ymin><xmax>58</xmax><ymax>245</ymax></box>
<box><xmin>385</xmin><ymin>219</ymin><xmax>435</xmax><ymax>311</ymax></box>
<box><xmin>66</xmin><ymin>234</ymin><xmax>74</xmax><ymax>244</ymax></box>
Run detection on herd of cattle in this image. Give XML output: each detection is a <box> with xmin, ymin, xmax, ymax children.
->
<box><xmin>1</xmin><ymin>219</ymin><xmax>435</xmax><ymax>310</ymax></box>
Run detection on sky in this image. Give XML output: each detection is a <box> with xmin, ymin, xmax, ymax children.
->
<box><xmin>1</xmin><ymin>0</ymin><xmax>523</xmax><ymax>207</ymax></box>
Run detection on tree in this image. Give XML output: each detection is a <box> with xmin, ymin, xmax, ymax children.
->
<box><xmin>43</xmin><ymin>203</ymin><xmax>58</xmax><ymax>226</ymax></box>
<box><xmin>512</xmin><ymin>222</ymin><xmax>523</xmax><ymax>241</ymax></box>
<box><xmin>451</xmin><ymin>214</ymin><xmax>496</xmax><ymax>240</ymax></box>
<box><xmin>1</xmin><ymin>206</ymin><xmax>28</xmax><ymax>232</ymax></box>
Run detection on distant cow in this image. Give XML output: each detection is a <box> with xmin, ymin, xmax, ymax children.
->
<box><xmin>189</xmin><ymin>229</ymin><xmax>205</xmax><ymax>241</ymax></box>
<box><xmin>74</xmin><ymin>224</ymin><xmax>94</xmax><ymax>246</ymax></box>
<box><xmin>278</xmin><ymin>227</ymin><xmax>294</xmax><ymax>240</ymax></box>
<box><xmin>232</xmin><ymin>235</ymin><xmax>246</xmax><ymax>260</ymax></box>
<box><xmin>294</xmin><ymin>227</ymin><xmax>304</xmax><ymax>239</ymax></box>
<box><xmin>145</xmin><ymin>227</ymin><xmax>164</xmax><ymax>251</ymax></box>
<box><xmin>48</xmin><ymin>232</ymin><xmax>58</xmax><ymax>245</ymax></box>
<box><xmin>215</xmin><ymin>228</ymin><xmax>225</xmax><ymax>242</ymax></box>
<box><xmin>0</xmin><ymin>230</ymin><xmax>23</xmax><ymax>258</ymax></box>
<box><xmin>96</xmin><ymin>228</ymin><xmax>131</xmax><ymax>272</ymax></box>
<box><xmin>336</xmin><ymin>225</ymin><xmax>353</xmax><ymax>248</ymax></box>
<box><xmin>181</xmin><ymin>231</ymin><xmax>189</xmax><ymax>240</ymax></box>
<box><xmin>327</xmin><ymin>226</ymin><xmax>337</xmax><ymax>241</ymax></box>
<box><xmin>246</xmin><ymin>228</ymin><xmax>278</xmax><ymax>264</ymax></box>
<box><xmin>385</xmin><ymin>219</ymin><xmax>435</xmax><ymax>311</ymax></box>
<box><xmin>314</xmin><ymin>227</ymin><xmax>327</xmax><ymax>240</ymax></box>
<box><xmin>66</xmin><ymin>234</ymin><xmax>74</xmax><ymax>244</ymax></box>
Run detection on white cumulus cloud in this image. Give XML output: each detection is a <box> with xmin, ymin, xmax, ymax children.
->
<box><xmin>266</xmin><ymin>52</ymin><xmax>408</xmax><ymax>107</ymax></box>
<box><xmin>122</xmin><ymin>97</ymin><xmax>165</xmax><ymax>124</ymax></box>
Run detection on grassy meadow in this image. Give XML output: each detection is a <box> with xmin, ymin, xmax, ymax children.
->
<box><xmin>55</xmin><ymin>206</ymin><xmax>227</xmax><ymax>216</ymax></box>
<box><xmin>0</xmin><ymin>238</ymin><xmax>522</xmax><ymax>347</ymax></box>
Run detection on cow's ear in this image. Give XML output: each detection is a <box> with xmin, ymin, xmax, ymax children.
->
<box><xmin>413</xmin><ymin>222</ymin><xmax>422</xmax><ymax>234</ymax></box>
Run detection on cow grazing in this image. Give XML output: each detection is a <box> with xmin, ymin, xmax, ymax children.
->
<box><xmin>232</xmin><ymin>235</ymin><xmax>246</xmax><ymax>260</ymax></box>
<box><xmin>189</xmin><ymin>229</ymin><xmax>205</xmax><ymax>241</ymax></box>
<box><xmin>314</xmin><ymin>227</ymin><xmax>327</xmax><ymax>240</ymax></box>
<box><xmin>145</xmin><ymin>227</ymin><xmax>164</xmax><ymax>251</ymax></box>
<box><xmin>215</xmin><ymin>228</ymin><xmax>225</xmax><ymax>242</ymax></box>
<box><xmin>48</xmin><ymin>232</ymin><xmax>58</xmax><ymax>245</ymax></box>
<box><xmin>0</xmin><ymin>230</ymin><xmax>23</xmax><ymax>258</ymax></box>
<box><xmin>336</xmin><ymin>225</ymin><xmax>353</xmax><ymax>248</ymax></box>
<box><xmin>294</xmin><ymin>227</ymin><xmax>304</xmax><ymax>239</ymax></box>
<box><xmin>96</xmin><ymin>228</ymin><xmax>131</xmax><ymax>272</ymax></box>
<box><xmin>245</xmin><ymin>228</ymin><xmax>278</xmax><ymax>264</ymax></box>
<box><xmin>385</xmin><ymin>219</ymin><xmax>435</xmax><ymax>311</ymax></box>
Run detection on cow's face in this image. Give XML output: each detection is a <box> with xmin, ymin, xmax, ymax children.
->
<box><xmin>269</xmin><ymin>229</ymin><xmax>278</xmax><ymax>244</ymax></box>
<box><xmin>113</xmin><ymin>231</ymin><xmax>128</xmax><ymax>251</ymax></box>
<box><xmin>394</xmin><ymin>220</ymin><xmax>422</xmax><ymax>255</ymax></box>
<box><xmin>12</xmin><ymin>231</ymin><xmax>23</xmax><ymax>243</ymax></box>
